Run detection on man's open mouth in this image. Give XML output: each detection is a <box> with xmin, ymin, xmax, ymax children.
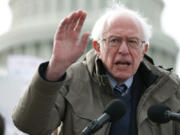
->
<box><xmin>115</xmin><ymin>61</ymin><xmax>131</xmax><ymax>66</ymax></box>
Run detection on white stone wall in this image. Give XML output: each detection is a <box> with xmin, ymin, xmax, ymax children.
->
<box><xmin>0</xmin><ymin>0</ymin><xmax>179</xmax><ymax>71</ymax></box>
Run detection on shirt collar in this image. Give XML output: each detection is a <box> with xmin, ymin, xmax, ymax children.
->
<box><xmin>107</xmin><ymin>73</ymin><xmax>133</xmax><ymax>89</ymax></box>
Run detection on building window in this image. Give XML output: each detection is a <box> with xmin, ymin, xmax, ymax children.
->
<box><xmin>43</xmin><ymin>0</ymin><xmax>52</xmax><ymax>14</ymax></box>
<box><xmin>71</xmin><ymin>0</ymin><xmax>78</xmax><ymax>10</ymax></box>
<box><xmin>85</xmin><ymin>0</ymin><xmax>92</xmax><ymax>11</ymax></box>
<box><xmin>9</xmin><ymin>48</ymin><xmax>14</xmax><ymax>55</ymax></box>
<box><xmin>21</xmin><ymin>45</ymin><xmax>26</xmax><ymax>55</ymax></box>
<box><xmin>35</xmin><ymin>42</ymin><xmax>41</xmax><ymax>57</ymax></box>
<box><xmin>99</xmin><ymin>0</ymin><xmax>106</xmax><ymax>10</ymax></box>
<box><xmin>57</xmin><ymin>0</ymin><xmax>64</xmax><ymax>11</ymax></box>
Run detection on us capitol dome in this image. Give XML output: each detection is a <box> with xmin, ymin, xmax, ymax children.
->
<box><xmin>0</xmin><ymin>0</ymin><xmax>178</xmax><ymax>73</ymax></box>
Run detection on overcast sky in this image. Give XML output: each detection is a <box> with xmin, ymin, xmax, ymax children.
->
<box><xmin>161</xmin><ymin>0</ymin><xmax>180</xmax><ymax>75</ymax></box>
<box><xmin>0</xmin><ymin>0</ymin><xmax>180</xmax><ymax>75</ymax></box>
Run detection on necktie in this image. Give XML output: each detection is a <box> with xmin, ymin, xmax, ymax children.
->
<box><xmin>114</xmin><ymin>84</ymin><xmax>127</xmax><ymax>96</ymax></box>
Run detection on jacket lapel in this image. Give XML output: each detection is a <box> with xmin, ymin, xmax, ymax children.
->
<box><xmin>136</xmin><ymin>62</ymin><xmax>180</xmax><ymax>129</ymax></box>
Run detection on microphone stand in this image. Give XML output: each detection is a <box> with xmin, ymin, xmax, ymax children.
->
<box><xmin>165</xmin><ymin>111</ymin><xmax>180</xmax><ymax>122</ymax></box>
<box><xmin>80</xmin><ymin>120</ymin><xmax>99</xmax><ymax>135</ymax></box>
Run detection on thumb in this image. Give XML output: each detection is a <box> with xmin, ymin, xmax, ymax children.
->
<box><xmin>79</xmin><ymin>32</ymin><xmax>90</xmax><ymax>49</ymax></box>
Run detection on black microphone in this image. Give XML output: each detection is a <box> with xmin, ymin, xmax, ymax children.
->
<box><xmin>80</xmin><ymin>99</ymin><xmax>126</xmax><ymax>135</ymax></box>
<box><xmin>147</xmin><ymin>104</ymin><xmax>180</xmax><ymax>124</ymax></box>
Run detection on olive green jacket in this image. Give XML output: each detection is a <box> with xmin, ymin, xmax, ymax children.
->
<box><xmin>12</xmin><ymin>50</ymin><xmax>180</xmax><ymax>135</ymax></box>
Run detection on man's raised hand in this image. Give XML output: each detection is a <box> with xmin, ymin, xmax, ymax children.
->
<box><xmin>46</xmin><ymin>10</ymin><xmax>89</xmax><ymax>81</ymax></box>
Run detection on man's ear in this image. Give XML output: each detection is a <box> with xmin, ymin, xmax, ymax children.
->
<box><xmin>143</xmin><ymin>43</ymin><xmax>148</xmax><ymax>54</ymax></box>
<box><xmin>93</xmin><ymin>40</ymin><xmax>101</xmax><ymax>55</ymax></box>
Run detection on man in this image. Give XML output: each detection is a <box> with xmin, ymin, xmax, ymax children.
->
<box><xmin>12</xmin><ymin>5</ymin><xmax>180</xmax><ymax>135</ymax></box>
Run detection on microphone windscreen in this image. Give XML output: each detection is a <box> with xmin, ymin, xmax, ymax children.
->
<box><xmin>147</xmin><ymin>104</ymin><xmax>171</xmax><ymax>124</ymax></box>
<box><xmin>104</xmin><ymin>99</ymin><xmax>126</xmax><ymax>122</ymax></box>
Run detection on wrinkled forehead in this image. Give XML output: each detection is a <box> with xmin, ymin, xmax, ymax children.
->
<box><xmin>103</xmin><ymin>13</ymin><xmax>144</xmax><ymax>38</ymax></box>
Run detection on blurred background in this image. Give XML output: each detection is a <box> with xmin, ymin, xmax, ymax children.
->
<box><xmin>0</xmin><ymin>0</ymin><xmax>180</xmax><ymax>134</ymax></box>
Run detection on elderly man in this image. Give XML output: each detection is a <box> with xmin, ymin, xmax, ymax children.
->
<box><xmin>12</xmin><ymin>5</ymin><xmax>180</xmax><ymax>135</ymax></box>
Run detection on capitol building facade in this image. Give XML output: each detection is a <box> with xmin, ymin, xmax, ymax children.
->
<box><xmin>0</xmin><ymin>0</ymin><xmax>179</xmax><ymax>72</ymax></box>
<box><xmin>0</xmin><ymin>0</ymin><xmax>179</xmax><ymax>134</ymax></box>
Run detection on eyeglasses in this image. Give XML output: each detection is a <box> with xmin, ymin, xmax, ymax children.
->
<box><xmin>100</xmin><ymin>36</ymin><xmax>146</xmax><ymax>49</ymax></box>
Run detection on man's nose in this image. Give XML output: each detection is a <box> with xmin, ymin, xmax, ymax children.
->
<box><xmin>118</xmin><ymin>40</ymin><xmax>129</xmax><ymax>54</ymax></box>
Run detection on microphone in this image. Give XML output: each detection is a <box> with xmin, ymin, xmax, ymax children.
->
<box><xmin>80</xmin><ymin>99</ymin><xmax>126</xmax><ymax>135</ymax></box>
<box><xmin>147</xmin><ymin>104</ymin><xmax>180</xmax><ymax>124</ymax></box>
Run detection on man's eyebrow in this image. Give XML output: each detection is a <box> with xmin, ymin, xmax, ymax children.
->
<box><xmin>108</xmin><ymin>35</ymin><xmax>139</xmax><ymax>39</ymax></box>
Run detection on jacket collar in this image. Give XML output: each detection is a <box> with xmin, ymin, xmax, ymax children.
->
<box><xmin>84</xmin><ymin>50</ymin><xmax>158</xmax><ymax>87</ymax></box>
<box><xmin>84</xmin><ymin>50</ymin><xmax>179</xmax><ymax>104</ymax></box>
<box><xmin>84</xmin><ymin>50</ymin><xmax>180</xmax><ymax>127</ymax></box>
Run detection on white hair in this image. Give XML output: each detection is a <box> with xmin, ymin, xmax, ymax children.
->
<box><xmin>91</xmin><ymin>4</ymin><xmax>152</xmax><ymax>43</ymax></box>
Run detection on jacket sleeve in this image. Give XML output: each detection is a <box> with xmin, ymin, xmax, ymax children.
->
<box><xmin>12</xmin><ymin>63</ymin><xmax>66</xmax><ymax>135</ymax></box>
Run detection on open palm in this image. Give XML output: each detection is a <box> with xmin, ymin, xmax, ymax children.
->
<box><xmin>46</xmin><ymin>10</ymin><xmax>89</xmax><ymax>80</ymax></box>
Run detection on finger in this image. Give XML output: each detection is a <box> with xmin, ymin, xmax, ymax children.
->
<box><xmin>57</xmin><ymin>11</ymin><xmax>82</xmax><ymax>36</ymax></box>
<box><xmin>74</xmin><ymin>11</ymin><xmax>87</xmax><ymax>33</ymax></box>
<box><xmin>66</xmin><ymin>11</ymin><xmax>79</xmax><ymax>31</ymax></box>
<box><xmin>57</xmin><ymin>11</ymin><xmax>78</xmax><ymax>34</ymax></box>
<box><xmin>68</xmin><ymin>11</ymin><xmax>81</xmax><ymax>30</ymax></box>
<box><xmin>79</xmin><ymin>32</ymin><xmax>90</xmax><ymax>50</ymax></box>
<box><xmin>55</xmin><ymin>18</ymin><xmax>69</xmax><ymax>40</ymax></box>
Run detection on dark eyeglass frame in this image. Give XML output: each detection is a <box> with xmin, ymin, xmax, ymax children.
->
<box><xmin>99</xmin><ymin>36</ymin><xmax>146</xmax><ymax>49</ymax></box>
